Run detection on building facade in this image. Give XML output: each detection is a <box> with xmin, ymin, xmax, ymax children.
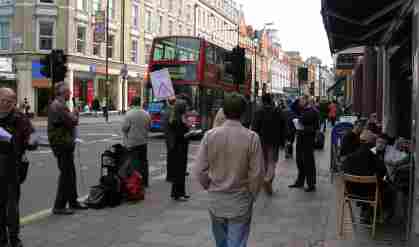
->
<box><xmin>286</xmin><ymin>51</ymin><xmax>304</xmax><ymax>90</ymax></box>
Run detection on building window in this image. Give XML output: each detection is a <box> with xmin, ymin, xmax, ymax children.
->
<box><xmin>145</xmin><ymin>11</ymin><xmax>152</xmax><ymax>32</ymax></box>
<box><xmin>108</xmin><ymin>0</ymin><xmax>114</xmax><ymax>19</ymax></box>
<box><xmin>107</xmin><ymin>34</ymin><xmax>114</xmax><ymax>58</ymax></box>
<box><xmin>157</xmin><ymin>16</ymin><xmax>162</xmax><ymax>34</ymax></box>
<box><xmin>77</xmin><ymin>0</ymin><xmax>86</xmax><ymax>10</ymax></box>
<box><xmin>186</xmin><ymin>5</ymin><xmax>191</xmax><ymax>21</ymax></box>
<box><xmin>40</xmin><ymin>0</ymin><xmax>54</xmax><ymax>3</ymax></box>
<box><xmin>39</xmin><ymin>21</ymin><xmax>54</xmax><ymax>50</ymax></box>
<box><xmin>0</xmin><ymin>0</ymin><xmax>13</xmax><ymax>4</ymax></box>
<box><xmin>0</xmin><ymin>20</ymin><xmax>9</xmax><ymax>50</ymax></box>
<box><xmin>178</xmin><ymin>0</ymin><xmax>182</xmax><ymax>16</ymax></box>
<box><xmin>131</xmin><ymin>39</ymin><xmax>138</xmax><ymax>63</ymax></box>
<box><xmin>132</xmin><ymin>4</ymin><xmax>139</xmax><ymax>29</ymax></box>
<box><xmin>187</xmin><ymin>28</ymin><xmax>191</xmax><ymax>35</ymax></box>
<box><xmin>168</xmin><ymin>0</ymin><xmax>173</xmax><ymax>11</ymax></box>
<box><xmin>93</xmin><ymin>35</ymin><xmax>101</xmax><ymax>56</ymax></box>
<box><xmin>168</xmin><ymin>20</ymin><xmax>173</xmax><ymax>35</ymax></box>
<box><xmin>145</xmin><ymin>44</ymin><xmax>151</xmax><ymax>64</ymax></box>
<box><xmin>92</xmin><ymin>0</ymin><xmax>101</xmax><ymax>12</ymax></box>
<box><xmin>76</xmin><ymin>25</ymin><xmax>86</xmax><ymax>53</ymax></box>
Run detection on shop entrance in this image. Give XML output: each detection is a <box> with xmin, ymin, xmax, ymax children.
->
<box><xmin>35</xmin><ymin>88</ymin><xmax>50</xmax><ymax>116</ymax></box>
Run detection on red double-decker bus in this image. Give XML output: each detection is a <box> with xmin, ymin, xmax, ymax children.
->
<box><xmin>146</xmin><ymin>36</ymin><xmax>252</xmax><ymax>131</ymax></box>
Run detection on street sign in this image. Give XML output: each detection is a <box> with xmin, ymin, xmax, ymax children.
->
<box><xmin>150</xmin><ymin>68</ymin><xmax>175</xmax><ymax>100</ymax></box>
<box><xmin>0</xmin><ymin>57</ymin><xmax>12</xmax><ymax>73</ymax></box>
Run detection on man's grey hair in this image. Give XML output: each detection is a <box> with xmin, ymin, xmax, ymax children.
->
<box><xmin>55</xmin><ymin>82</ymin><xmax>68</xmax><ymax>96</ymax></box>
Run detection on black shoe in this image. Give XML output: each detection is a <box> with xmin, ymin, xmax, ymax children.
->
<box><xmin>10</xmin><ymin>238</ymin><xmax>23</xmax><ymax>247</ymax></box>
<box><xmin>52</xmin><ymin>208</ymin><xmax>75</xmax><ymax>215</ymax></box>
<box><xmin>172</xmin><ymin>195</ymin><xmax>189</xmax><ymax>201</ymax></box>
<box><xmin>304</xmin><ymin>186</ymin><xmax>316</xmax><ymax>192</ymax></box>
<box><xmin>70</xmin><ymin>203</ymin><xmax>88</xmax><ymax>210</ymax></box>
<box><xmin>288</xmin><ymin>183</ymin><xmax>304</xmax><ymax>188</ymax></box>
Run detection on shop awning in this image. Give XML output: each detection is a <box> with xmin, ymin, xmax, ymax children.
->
<box><xmin>322</xmin><ymin>0</ymin><xmax>413</xmax><ymax>53</ymax></box>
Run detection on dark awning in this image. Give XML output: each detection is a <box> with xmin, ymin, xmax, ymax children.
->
<box><xmin>322</xmin><ymin>0</ymin><xmax>413</xmax><ymax>53</ymax></box>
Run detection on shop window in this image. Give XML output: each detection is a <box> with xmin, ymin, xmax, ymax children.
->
<box><xmin>76</xmin><ymin>25</ymin><xmax>86</xmax><ymax>54</ymax></box>
<box><xmin>38</xmin><ymin>21</ymin><xmax>54</xmax><ymax>51</ymax></box>
<box><xmin>0</xmin><ymin>20</ymin><xmax>9</xmax><ymax>50</ymax></box>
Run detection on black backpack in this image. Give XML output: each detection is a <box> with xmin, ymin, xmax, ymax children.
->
<box><xmin>100</xmin><ymin>174</ymin><xmax>122</xmax><ymax>207</ymax></box>
<box><xmin>85</xmin><ymin>174</ymin><xmax>122</xmax><ymax>209</ymax></box>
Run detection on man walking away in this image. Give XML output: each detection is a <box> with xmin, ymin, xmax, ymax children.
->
<box><xmin>195</xmin><ymin>93</ymin><xmax>264</xmax><ymax>247</ymax></box>
<box><xmin>289</xmin><ymin>95</ymin><xmax>320</xmax><ymax>192</ymax></box>
<box><xmin>121</xmin><ymin>96</ymin><xmax>151</xmax><ymax>187</ymax></box>
<box><xmin>252</xmin><ymin>94</ymin><xmax>285</xmax><ymax>195</ymax></box>
<box><xmin>0</xmin><ymin>87</ymin><xmax>37</xmax><ymax>247</ymax></box>
<box><xmin>48</xmin><ymin>82</ymin><xmax>88</xmax><ymax>215</ymax></box>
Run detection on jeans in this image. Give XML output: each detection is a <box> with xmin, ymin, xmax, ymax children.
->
<box><xmin>52</xmin><ymin>144</ymin><xmax>79</xmax><ymax>209</ymax></box>
<box><xmin>210</xmin><ymin>212</ymin><xmax>252</xmax><ymax>247</ymax></box>
<box><xmin>171</xmin><ymin>140</ymin><xmax>188</xmax><ymax>198</ymax></box>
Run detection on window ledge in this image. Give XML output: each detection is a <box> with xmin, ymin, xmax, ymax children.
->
<box><xmin>0</xmin><ymin>4</ymin><xmax>14</xmax><ymax>16</ymax></box>
<box><xmin>35</xmin><ymin>3</ymin><xmax>58</xmax><ymax>17</ymax></box>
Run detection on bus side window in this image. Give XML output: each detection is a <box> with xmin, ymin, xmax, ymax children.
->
<box><xmin>206</xmin><ymin>45</ymin><xmax>215</xmax><ymax>64</ymax></box>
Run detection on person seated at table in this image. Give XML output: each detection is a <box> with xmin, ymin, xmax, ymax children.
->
<box><xmin>342</xmin><ymin>130</ymin><xmax>388</xmax><ymax>220</ymax></box>
<box><xmin>340</xmin><ymin>120</ymin><xmax>364</xmax><ymax>161</ymax></box>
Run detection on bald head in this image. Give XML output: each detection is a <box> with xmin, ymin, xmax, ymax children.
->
<box><xmin>0</xmin><ymin>87</ymin><xmax>17</xmax><ymax>113</ymax></box>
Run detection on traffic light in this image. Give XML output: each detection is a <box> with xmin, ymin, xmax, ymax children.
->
<box><xmin>53</xmin><ymin>49</ymin><xmax>68</xmax><ymax>83</ymax></box>
<box><xmin>233</xmin><ymin>46</ymin><xmax>246</xmax><ymax>85</ymax></box>
<box><xmin>40</xmin><ymin>49</ymin><xmax>68</xmax><ymax>83</ymax></box>
<box><xmin>309</xmin><ymin>82</ymin><xmax>315</xmax><ymax>96</ymax></box>
<box><xmin>298</xmin><ymin>67</ymin><xmax>308</xmax><ymax>82</ymax></box>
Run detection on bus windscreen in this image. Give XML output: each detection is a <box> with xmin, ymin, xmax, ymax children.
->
<box><xmin>153</xmin><ymin>37</ymin><xmax>200</xmax><ymax>62</ymax></box>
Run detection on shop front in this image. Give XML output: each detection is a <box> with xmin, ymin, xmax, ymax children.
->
<box><xmin>73</xmin><ymin>71</ymin><xmax>95</xmax><ymax>110</ymax></box>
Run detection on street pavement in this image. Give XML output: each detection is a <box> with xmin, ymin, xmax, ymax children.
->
<box><xmin>19</xmin><ymin>127</ymin><xmax>419</xmax><ymax>247</ymax></box>
<box><xmin>22</xmin><ymin>117</ymin><xmax>170</xmax><ymax>218</ymax></box>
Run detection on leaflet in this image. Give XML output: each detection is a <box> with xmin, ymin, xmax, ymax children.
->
<box><xmin>0</xmin><ymin>127</ymin><xmax>12</xmax><ymax>142</ymax></box>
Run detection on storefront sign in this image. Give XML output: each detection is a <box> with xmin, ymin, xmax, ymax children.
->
<box><xmin>150</xmin><ymin>68</ymin><xmax>175</xmax><ymax>100</ymax></box>
<box><xmin>0</xmin><ymin>57</ymin><xmax>12</xmax><ymax>73</ymax></box>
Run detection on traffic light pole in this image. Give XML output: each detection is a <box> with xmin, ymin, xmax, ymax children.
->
<box><xmin>105</xmin><ymin>0</ymin><xmax>110</xmax><ymax>120</ymax></box>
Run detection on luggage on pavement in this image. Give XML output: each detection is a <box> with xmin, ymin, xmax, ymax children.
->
<box><xmin>85</xmin><ymin>185</ymin><xmax>107</xmax><ymax>209</ymax></box>
<box><xmin>123</xmin><ymin>170</ymin><xmax>145</xmax><ymax>201</ymax></box>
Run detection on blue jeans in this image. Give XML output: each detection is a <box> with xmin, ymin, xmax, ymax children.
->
<box><xmin>210</xmin><ymin>212</ymin><xmax>252</xmax><ymax>247</ymax></box>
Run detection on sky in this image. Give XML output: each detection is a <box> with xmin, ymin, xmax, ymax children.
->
<box><xmin>237</xmin><ymin>0</ymin><xmax>333</xmax><ymax>66</ymax></box>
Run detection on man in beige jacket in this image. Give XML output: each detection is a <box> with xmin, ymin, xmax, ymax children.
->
<box><xmin>195</xmin><ymin>93</ymin><xmax>264</xmax><ymax>247</ymax></box>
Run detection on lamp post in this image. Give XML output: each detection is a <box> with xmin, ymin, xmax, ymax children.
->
<box><xmin>106</xmin><ymin>0</ymin><xmax>110</xmax><ymax>110</ymax></box>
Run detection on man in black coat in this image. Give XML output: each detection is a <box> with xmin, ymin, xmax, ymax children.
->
<box><xmin>289</xmin><ymin>95</ymin><xmax>320</xmax><ymax>192</ymax></box>
<box><xmin>0</xmin><ymin>88</ymin><xmax>37</xmax><ymax>247</ymax></box>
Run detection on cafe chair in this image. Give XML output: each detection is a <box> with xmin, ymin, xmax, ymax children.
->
<box><xmin>338</xmin><ymin>174</ymin><xmax>383</xmax><ymax>239</ymax></box>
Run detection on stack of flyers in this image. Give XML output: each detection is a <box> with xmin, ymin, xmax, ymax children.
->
<box><xmin>0</xmin><ymin>127</ymin><xmax>12</xmax><ymax>142</ymax></box>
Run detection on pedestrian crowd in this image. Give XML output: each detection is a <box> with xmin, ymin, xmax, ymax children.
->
<box><xmin>1</xmin><ymin>81</ymin><xmax>329</xmax><ymax>247</ymax></box>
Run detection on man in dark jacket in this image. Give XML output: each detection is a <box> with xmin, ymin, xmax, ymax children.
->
<box><xmin>48</xmin><ymin>82</ymin><xmax>87</xmax><ymax>215</ymax></box>
<box><xmin>289</xmin><ymin>95</ymin><xmax>320</xmax><ymax>192</ymax></box>
<box><xmin>252</xmin><ymin>94</ymin><xmax>286</xmax><ymax>195</ymax></box>
<box><xmin>0</xmin><ymin>87</ymin><xmax>37</xmax><ymax>247</ymax></box>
